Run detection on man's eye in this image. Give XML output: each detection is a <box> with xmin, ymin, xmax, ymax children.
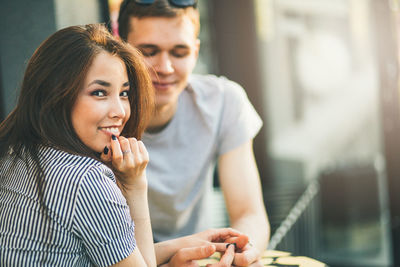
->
<box><xmin>140</xmin><ymin>48</ymin><xmax>157</xmax><ymax>57</ymax></box>
<box><xmin>120</xmin><ymin>90</ymin><xmax>130</xmax><ymax>97</ymax></box>
<box><xmin>91</xmin><ymin>90</ymin><xmax>106</xmax><ymax>97</ymax></box>
<box><xmin>171</xmin><ymin>49</ymin><xmax>190</xmax><ymax>58</ymax></box>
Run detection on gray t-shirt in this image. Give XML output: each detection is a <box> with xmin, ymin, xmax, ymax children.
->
<box><xmin>142</xmin><ymin>74</ymin><xmax>262</xmax><ymax>241</ymax></box>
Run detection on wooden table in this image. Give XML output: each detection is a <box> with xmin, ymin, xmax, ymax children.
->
<box><xmin>197</xmin><ymin>250</ymin><xmax>327</xmax><ymax>267</ymax></box>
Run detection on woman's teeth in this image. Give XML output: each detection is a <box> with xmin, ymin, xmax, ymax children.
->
<box><xmin>102</xmin><ymin>127</ymin><xmax>119</xmax><ymax>135</ymax></box>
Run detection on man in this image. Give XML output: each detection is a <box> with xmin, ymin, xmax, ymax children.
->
<box><xmin>118</xmin><ymin>0</ymin><xmax>270</xmax><ymax>265</ymax></box>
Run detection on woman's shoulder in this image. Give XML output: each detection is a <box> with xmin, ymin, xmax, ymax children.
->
<box><xmin>39</xmin><ymin>145</ymin><xmax>100</xmax><ymax>166</ymax></box>
<box><xmin>39</xmin><ymin>146</ymin><xmax>114</xmax><ymax>183</ymax></box>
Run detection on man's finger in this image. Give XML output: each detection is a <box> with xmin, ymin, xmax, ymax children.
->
<box><xmin>232</xmin><ymin>248</ymin><xmax>259</xmax><ymax>266</ymax></box>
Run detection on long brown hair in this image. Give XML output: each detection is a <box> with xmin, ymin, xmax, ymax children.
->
<box><xmin>0</xmin><ymin>24</ymin><xmax>153</xmax><ymax>161</ymax></box>
<box><xmin>0</xmin><ymin>25</ymin><xmax>154</xmax><ymax>248</ymax></box>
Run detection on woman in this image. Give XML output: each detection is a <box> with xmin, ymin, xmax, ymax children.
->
<box><xmin>0</xmin><ymin>24</ymin><xmax>243</xmax><ymax>266</ymax></box>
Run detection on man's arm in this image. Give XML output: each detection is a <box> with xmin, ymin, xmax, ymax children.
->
<box><xmin>218</xmin><ymin>139</ymin><xmax>270</xmax><ymax>265</ymax></box>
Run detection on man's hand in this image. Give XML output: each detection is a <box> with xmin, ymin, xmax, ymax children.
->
<box><xmin>218</xmin><ymin>140</ymin><xmax>271</xmax><ymax>264</ymax></box>
<box><xmin>232</xmin><ymin>243</ymin><xmax>261</xmax><ymax>266</ymax></box>
<box><xmin>224</xmin><ymin>236</ymin><xmax>261</xmax><ymax>266</ymax></box>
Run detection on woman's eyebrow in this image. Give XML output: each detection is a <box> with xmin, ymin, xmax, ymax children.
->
<box><xmin>88</xmin><ymin>80</ymin><xmax>130</xmax><ymax>88</ymax></box>
<box><xmin>88</xmin><ymin>80</ymin><xmax>111</xmax><ymax>87</ymax></box>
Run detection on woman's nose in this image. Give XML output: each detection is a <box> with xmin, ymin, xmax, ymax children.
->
<box><xmin>109</xmin><ymin>98</ymin><xmax>127</xmax><ymax>119</ymax></box>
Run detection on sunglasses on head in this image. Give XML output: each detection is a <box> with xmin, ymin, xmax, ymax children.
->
<box><xmin>134</xmin><ymin>0</ymin><xmax>197</xmax><ymax>8</ymax></box>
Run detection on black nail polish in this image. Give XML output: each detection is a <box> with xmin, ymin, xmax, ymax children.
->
<box><xmin>226</xmin><ymin>243</ymin><xmax>237</xmax><ymax>249</ymax></box>
<box><xmin>103</xmin><ymin>146</ymin><xmax>109</xmax><ymax>155</ymax></box>
<box><xmin>111</xmin><ymin>135</ymin><xmax>117</xmax><ymax>140</ymax></box>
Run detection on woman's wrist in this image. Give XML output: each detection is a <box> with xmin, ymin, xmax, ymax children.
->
<box><xmin>117</xmin><ymin>174</ymin><xmax>148</xmax><ymax>193</ymax></box>
<box><xmin>155</xmin><ymin>236</ymin><xmax>191</xmax><ymax>265</ymax></box>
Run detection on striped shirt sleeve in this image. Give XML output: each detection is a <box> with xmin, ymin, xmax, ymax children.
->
<box><xmin>72</xmin><ymin>165</ymin><xmax>136</xmax><ymax>267</ymax></box>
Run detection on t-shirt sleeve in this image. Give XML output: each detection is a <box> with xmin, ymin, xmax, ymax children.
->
<box><xmin>73</xmin><ymin>166</ymin><xmax>136</xmax><ymax>267</ymax></box>
<box><xmin>217</xmin><ymin>77</ymin><xmax>263</xmax><ymax>155</ymax></box>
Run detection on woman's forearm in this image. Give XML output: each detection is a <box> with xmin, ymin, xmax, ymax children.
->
<box><xmin>125</xmin><ymin>187</ymin><xmax>157</xmax><ymax>267</ymax></box>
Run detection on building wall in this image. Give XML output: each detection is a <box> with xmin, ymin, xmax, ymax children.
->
<box><xmin>0</xmin><ymin>0</ymin><xmax>57</xmax><ymax>118</ymax></box>
<box><xmin>0</xmin><ymin>0</ymin><xmax>102</xmax><ymax>120</ymax></box>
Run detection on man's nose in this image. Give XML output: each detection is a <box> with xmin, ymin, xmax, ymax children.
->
<box><xmin>154</xmin><ymin>52</ymin><xmax>174</xmax><ymax>75</ymax></box>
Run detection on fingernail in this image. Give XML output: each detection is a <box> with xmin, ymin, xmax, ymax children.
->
<box><xmin>111</xmin><ymin>135</ymin><xmax>117</xmax><ymax>140</ymax></box>
<box><xmin>103</xmin><ymin>146</ymin><xmax>109</xmax><ymax>155</ymax></box>
<box><xmin>226</xmin><ymin>243</ymin><xmax>236</xmax><ymax>249</ymax></box>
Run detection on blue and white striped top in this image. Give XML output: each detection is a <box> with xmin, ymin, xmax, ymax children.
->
<box><xmin>0</xmin><ymin>146</ymin><xmax>136</xmax><ymax>266</ymax></box>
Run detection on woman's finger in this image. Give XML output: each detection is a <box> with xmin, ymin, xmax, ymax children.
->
<box><xmin>224</xmin><ymin>235</ymin><xmax>248</xmax><ymax>250</ymax></box>
<box><xmin>209</xmin><ymin>244</ymin><xmax>235</xmax><ymax>267</ymax></box>
<box><xmin>212</xmin><ymin>242</ymin><xmax>230</xmax><ymax>252</ymax></box>
<box><xmin>129</xmin><ymin>138</ymin><xmax>141</xmax><ymax>164</ymax></box>
<box><xmin>110</xmin><ymin>135</ymin><xmax>123</xmax><ymax>167</ymax></box>
<box><xmin>203</xmin><ymin>228</ymin><xmax>242</xmax><ymax>243</ymax></box>
<box><xmin>138</xmin><ymin>140</ymin><xmax>149</xmax><ymax>163</ymax></box>
<box><xmin>173</xmin><ymin>245</ymin><xmax>216</xmax><ymax>264</ymax></box>
<box><xmin>100</xmin><ymin>146</ymin><xmax>111</xmax><ymax>162</ymax></box>
<box><xmin>119</xmin><ymin>136</ymin><xmax>135</xmax><ymax>166</ymax></box>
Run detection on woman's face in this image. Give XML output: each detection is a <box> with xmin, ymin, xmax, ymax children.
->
<box><xmin>71</xmin><ymin>51</ymin><xmax>131</xmax><ymax>152</ymax></box>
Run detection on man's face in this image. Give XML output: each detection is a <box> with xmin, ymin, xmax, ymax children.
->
<box><xmin>127</xmin><ymin>16</ymin><xmax>199</xmax><ymax>110</ymax></box>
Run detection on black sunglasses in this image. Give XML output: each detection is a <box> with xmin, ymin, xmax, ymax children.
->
<box><xmin>134</xmin><ymin>0</ymin><xmax>197</xmax><ymax>8</ymax></box>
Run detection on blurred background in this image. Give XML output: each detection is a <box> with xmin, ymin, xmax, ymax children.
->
<box><xmin>2</xmin><ymin>0</ymin><xmax>400</xmax><ymax>266</ymax></box>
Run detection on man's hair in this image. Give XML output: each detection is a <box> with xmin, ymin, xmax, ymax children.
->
<box><xmin>118</xmin><ymin>0</ymin><xmax>200</xmax><ymax>41</ymax></box>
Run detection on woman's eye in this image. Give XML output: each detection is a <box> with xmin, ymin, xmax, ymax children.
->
<box><xmin>91</xmin><ymin>90</ymin><xmax>106</xmax><ymax>97</ymax></box>
<box><xmin>120</xmin><ymin>90</ymin><xmax>130</xmax><ymax>97</ymax></box>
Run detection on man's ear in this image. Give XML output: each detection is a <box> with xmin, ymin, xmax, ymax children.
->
<box><xmin>194</xmin><ymin>38</ymin><xmax>201</xmax><ymax>59</ymax></box>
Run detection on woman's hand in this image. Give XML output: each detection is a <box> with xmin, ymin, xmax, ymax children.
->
<box><xmin>101</xmin><ymin>135</ymin><xmax>149</xmax><ymax>192</ymax></box>
<box><xmin>169</xmin><ymin>229</ymin><xmax>256</xmax><ymax>267</ymax></box>
<box><xmin>184</xmin><ymin>228</ymin><xmax>247</xmax><ymax>251</ymax></box>
<box><xmin>160</xmin><ymin>243</ymin><xmax>236</xmax><ymax>267</ymax></box>
<box><xmin>155</xmin><ymin>228</ymin><xmax>249</xmax><ymax>266</ymax></box>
